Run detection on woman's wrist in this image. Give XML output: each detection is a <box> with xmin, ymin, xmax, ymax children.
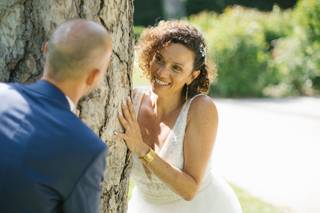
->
<box><xmin>136</xmin><ymin>143</ymin><xmax>150</xmax><ymax>157</ymax></box>
<box><xmin>139</xmin><ymin>148</ymin><xmax>156</xmax><ymax>165</ymax></box>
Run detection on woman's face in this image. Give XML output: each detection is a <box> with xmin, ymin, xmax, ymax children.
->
<box><xmin>149</xmin><ymin>43</ymin><xmax>198</xmax><ymax>98</ymax></box>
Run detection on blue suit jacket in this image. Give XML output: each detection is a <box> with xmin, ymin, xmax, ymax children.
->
<box><xmin>0</xmin><ymin>80</ymin><xmax>108</xmax><ymax>213</ymax></box>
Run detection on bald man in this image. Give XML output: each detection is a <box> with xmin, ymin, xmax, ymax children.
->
<box><xmin>0</xmin><ymin>19</ymin><xmax>112</xmax><ymax>212</ymax></box>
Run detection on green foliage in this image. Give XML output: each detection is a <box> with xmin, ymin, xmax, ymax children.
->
<box><xmin>257</xmin><ymin>7</ymin><xmax>294</xmax><ymax>50</ymax></box>
<box><xmin>190</xmin><ymin>8</ymin><xmax>292</xmax><ymax>97</ymax></box>
<box><xmin>189</xmin><ymin>4</ymin><xmax>319</xmax><ymax>97</ymax></box>
<box><xmin>208</xmin><ymin>10</ymin><xmax>269</xmax><ymax>97</ymax></box>
<box><xmin>133</xmin><ymin>0</ymin><xmax>297</xmax><ymax>26</ymax></box>
<box><xmin>185</xmin><ymin>0</ymin><xmax>297</xmax><ymax>15</ymax></box>
<box><xmin>231</xmin><ymin>184</ymin><xmax>286</xmax><ymax>213</ymax></box>
<box><xmin>264</xmin><ymin>0</ymin><xmax>320</xmax><ymax>96</ymax></box>
<box><xmin>133</xmin><ymin>26</ymin><xmax>145</xmax><ymax>43</ymax></box>
<box><xmin>267</xmin><ymin>32</ymin><xmax>320</xmax><ymax>96</ymax></box>
<box><xmin>294</xmin><ymin>0</ymin><xmax>320</xmax><ymax>44</ymax></box>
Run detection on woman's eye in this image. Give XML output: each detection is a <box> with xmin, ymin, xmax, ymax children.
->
<box><xmin>172</xmin><ymin>65</ymin><xmax>182</xmax><ymax>72</ymax></box>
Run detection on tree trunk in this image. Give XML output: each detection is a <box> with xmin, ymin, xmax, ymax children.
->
<box><xmin>0</xmin><ymin>0</ymin><xmax>134</xmax><ymax>212</ymax></box>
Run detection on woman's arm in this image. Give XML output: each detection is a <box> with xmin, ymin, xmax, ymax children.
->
<box><xmin>116</xmin><ymin>95</ymin><xmax>218</xmax><ymax>201</ymax></box>
<box><xmin>181</xmin><ymin>95</ymin><xmax>218</xmax><ymax>199</ymax></box>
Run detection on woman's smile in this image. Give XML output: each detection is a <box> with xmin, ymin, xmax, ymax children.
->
<box><xmin>154</xmin><ymin>78</ymin><xmax>171</xmax><ymax>86</ymax></box>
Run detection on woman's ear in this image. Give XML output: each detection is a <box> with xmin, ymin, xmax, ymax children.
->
<box><xmin>188</xmin><ymin>70</ymin><xmax>200</xmax><ymax>84</ymax></box>
<box><xmin>192</xmin><ymin>70</ymin><xmax>200</xmax><ymax>80</ymax></box>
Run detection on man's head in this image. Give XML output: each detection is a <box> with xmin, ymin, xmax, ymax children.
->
<box><xmin>43</xmin><ymin>19</ymin><xmax>112</xmax><ymax>98</ymax></box>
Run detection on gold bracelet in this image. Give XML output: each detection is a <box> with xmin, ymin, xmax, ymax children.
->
<box><xmin>139</xmin><ymin>148</ymin><xmax>156</xmax><ymax>165</ymax></box>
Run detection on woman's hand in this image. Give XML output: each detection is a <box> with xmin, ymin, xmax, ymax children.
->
<box><xmin>116</xmin><ymin>97</ymin><xmax>149</xmax><ymax>156</ymax></box>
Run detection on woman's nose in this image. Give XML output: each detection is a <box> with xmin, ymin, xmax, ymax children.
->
<box><xmin>156</xmin><ymin>65</ymin><xmax>170</xmax><ymax>77</ymax></box>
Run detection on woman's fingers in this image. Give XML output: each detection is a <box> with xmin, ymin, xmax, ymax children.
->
<box><xmin>121</xmin><ymin>99</ymin><xmax>133</xmax><ymax>122</ymax></box>
<box><xmin>118</xmin><ymin>111</ymin><xmax>129</xmax><ymax>129</ymax></box>
<box><xmin>127</xmin><ymin>97</ymin><xmax>136</xmax><ymax>120</ymax></box>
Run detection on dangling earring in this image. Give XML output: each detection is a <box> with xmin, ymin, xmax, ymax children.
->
<box><xmin>185</xmin><ymin>84</ymin><xmax>189</xmax><ymax>101</ymax></box>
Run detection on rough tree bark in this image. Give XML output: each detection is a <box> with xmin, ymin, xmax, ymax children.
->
<box><xmin>0</xmin><ymin>0</ymin><xmax>134</xmax><ymax>212</ymax></box>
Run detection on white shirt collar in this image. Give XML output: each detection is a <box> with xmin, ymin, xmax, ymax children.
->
<box><xmin>65</xmin><ymin>95</ymin><xmax>77</xmax><ymax>113</ymax></box>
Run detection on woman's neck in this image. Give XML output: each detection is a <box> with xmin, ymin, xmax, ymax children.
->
<box><xmin>151</xmin><ymin>91</ymin><xmax>184</xmax><ymax>118</ymax></box>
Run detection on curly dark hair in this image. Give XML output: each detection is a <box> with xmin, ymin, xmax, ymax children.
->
<box><xmin>137</xmin><ymin>20</ymin><xmax>216</xmax><ymax>99</ymax></box>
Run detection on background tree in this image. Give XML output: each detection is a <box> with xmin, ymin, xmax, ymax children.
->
<box><xmin>0</xmin><ymin>0</ymin><xmax>134</xmax><ymax>212</ymax></box>
<box><xmin>133</xmin><ymin>0</ymin><xmax>297</xmax><ymax>26</ymax></box>
<box><xmin>163</xmin><ymin>0</ymin><xmax>186</xmax><ymax>19</ymax></box>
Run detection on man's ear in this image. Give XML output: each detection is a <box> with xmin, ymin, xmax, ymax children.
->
<box><xmin>85</xmin><ymin>69</ymin><xmax>100</xmax><ymax>87</ymax></box>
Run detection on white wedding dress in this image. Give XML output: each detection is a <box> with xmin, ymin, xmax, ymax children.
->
<box><xmin>128</xmin><ymin>87</ymin><xmax>242</xmax><ymax>213</ymax></box>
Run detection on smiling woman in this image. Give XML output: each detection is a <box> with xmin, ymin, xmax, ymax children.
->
<box><xmin>150</xmin><ymin>43</ymin><xmax>199</xmax><ymax>99</ymax></box>
<box><xmin>116</xmin><ymin>20</ymin><xmax>242</xmax><ymax>213</ymax></box>
<box><xmin>137</xmin><ymin>20</ymin><xmax>216</xmax><ymax>100</ymax></box>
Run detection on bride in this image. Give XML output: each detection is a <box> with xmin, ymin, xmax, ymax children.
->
<box><xmin>116</xmin><ymin>20</ymin><xmax>242</xmax><ymax>213</ymax></box>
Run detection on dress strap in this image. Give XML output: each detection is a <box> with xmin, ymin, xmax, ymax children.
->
<box><xmin>186</xmin><ymin>94</ymin><xmax>206</xmax><ymax>112</ymax></box>
<box><xmin>132</xmin><ymin>87</ymin><xmax>148</xmax><ymax>119</ymax></box>
<box><xmin>172</xmin><ymin>93</ymin><xmax>206</xmax><ymax>144</ymax></box>
<box><xmin>182</xmin><ymin>93</ymin><xmax>206</xmax><ymax>122</ymax></box>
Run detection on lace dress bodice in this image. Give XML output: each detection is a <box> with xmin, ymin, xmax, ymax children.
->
<box><xmin>131</xmin><ymin>87</ymin><xmax>212</xmax><ymax>204</ymax></box>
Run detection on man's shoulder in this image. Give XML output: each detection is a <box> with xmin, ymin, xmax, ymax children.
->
<box><xmin>0</xmin><ymin>82</ymin><xmax>18</xmax><ymax>93</ymax></box>
<box><xmin>0</xmin><ymin>82</ymin><xmax>26</xmax><ymax>110</ymax></box>
<box><xmin>44</xmin><ymin>116</ymin><xmax>107</xmax><ymax>175</ymax></box>
<box><xmin>0</xmin><ymin>82</ymin><xmax>9</xmax><ymax>89</ymax></box>
<box><xmin>0</xmin><ymin>82</ymin><xmax>29</xmax><ymax>101</ymax></box>
<box><xmin>63</xmin><ymin>116</ymin><xmax>107</xmax><ymax>152</ymax></box>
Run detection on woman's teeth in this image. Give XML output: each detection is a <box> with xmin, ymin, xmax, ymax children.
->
<box><xmin>155</xmin><ymin>78</ymin><xmax>170</xmax><ymax>86</ymax></box>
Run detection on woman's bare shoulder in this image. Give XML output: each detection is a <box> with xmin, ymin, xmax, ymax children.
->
<box><xmin>188</xmin><ymin>95</ymin><xmax>218</xmax><ymax>122</ymax></box>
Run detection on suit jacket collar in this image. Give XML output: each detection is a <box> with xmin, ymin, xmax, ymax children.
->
<box><xmin>26</xmin><ymin>80</ymin><xmax>70</xmax><ymax>111</ymax></box>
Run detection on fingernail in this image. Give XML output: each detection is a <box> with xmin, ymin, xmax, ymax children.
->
<box><xmin>113</xmin><ymin>131</ymin><xmax>118</xmax><ymax>135</ymax></box>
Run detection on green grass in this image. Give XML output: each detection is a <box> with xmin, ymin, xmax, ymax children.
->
<box><xmin>231</xmin><ymin>184</ymin><xmax>287</xmax><ymax>213</ymax></box>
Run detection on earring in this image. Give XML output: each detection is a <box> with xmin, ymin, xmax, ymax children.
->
<box><xmin>185</xmin><ymin>84</ymin><xmax>189</xmax><ymax>101</ymax></box>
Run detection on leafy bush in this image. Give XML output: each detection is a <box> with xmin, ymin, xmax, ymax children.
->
<box><xmin>207</xmin><ymin>10</ymin><xmax>269</xmax><ymax>97</ymax></box>
<box><xmin>185</xmin><ymin>0</ymin><xmax>297</xmax><ymax>15</ymax></box>
<box><xmin>294</xmin><ymin>0</ymin><xmax>320</xmax><ymax>93</ymax></box>
<box><xmin>190</xmin><ymin>8</ymin><xmax>290</xmax><ymax>97</ymax></box>
<box><xmin>264</xmin><ymin>0</ymin><xmax>320</xmax><ymax>96</ymax></box>
<box><xmin>294</xmin><ymin>0</ymin><xmax>320</xmax><ymax>44</ymax></box>
<box><xmin>189</xmin><ymin>4</ymin><xmax>320</xmax><ymax>97</ymax></box>
<box><xmin>257</xmin><ymin>7</ymin><xmax>294</xmax><ymax>51</ymax></box>
<box><xmin>265</xmin><ymin>37</ymin><xmax>320</xmax><ymax>96</ymax></box>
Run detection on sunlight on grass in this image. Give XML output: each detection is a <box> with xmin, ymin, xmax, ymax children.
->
<box><xmin>231</xmin><ymin>184</ymin><xmax>286</xmax><ymax>213</ymax></box>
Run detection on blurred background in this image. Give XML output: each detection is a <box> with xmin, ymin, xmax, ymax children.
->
<box><xmin>131</xmin><ymin>0</ymin><xmax>320</xmax><ymax>213</ymax></box>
